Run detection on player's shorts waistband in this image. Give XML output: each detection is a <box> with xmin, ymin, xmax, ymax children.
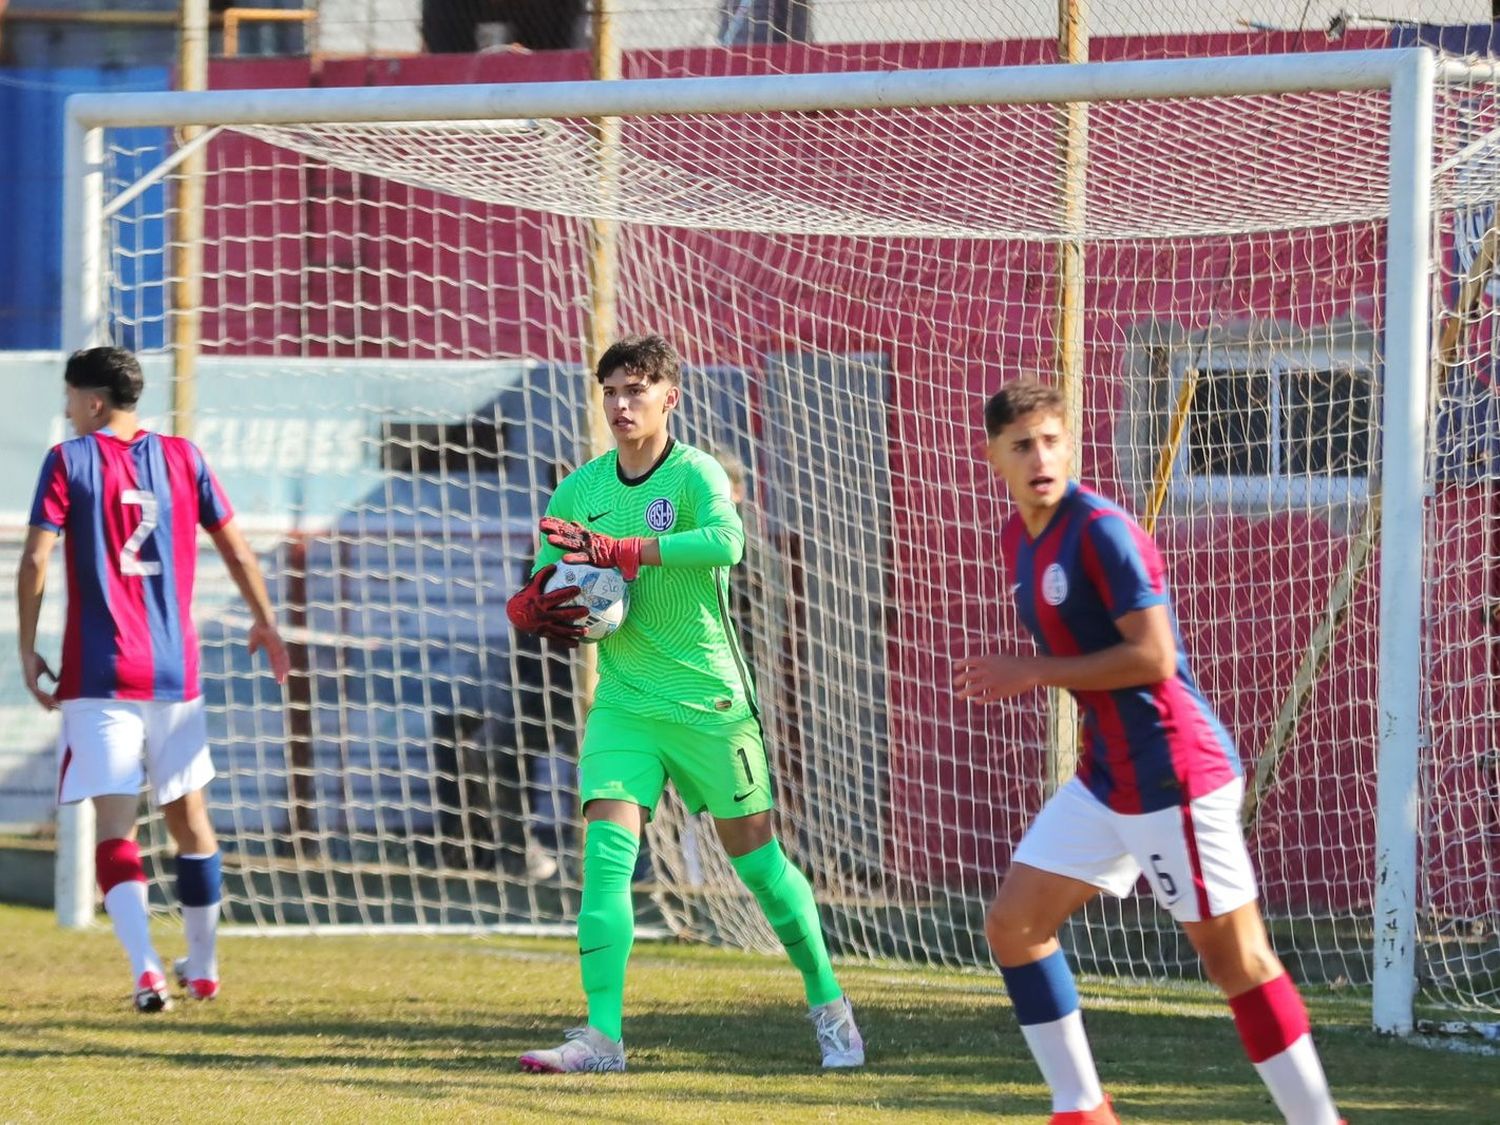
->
<box><xmin>587</xmin><ymin>704</ymin><xmax>759</xmax><ymax>735</ymax></box>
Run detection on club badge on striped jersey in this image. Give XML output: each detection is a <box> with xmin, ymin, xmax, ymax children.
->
<box><xmin>646</xmin><ymin>497</ymin><xmax>676</xmax><ymax>532</ymax></box>
<box><xmin>1042</xmin><ymin>563</ymin><xmax>1069</xmax><ymax>606</ymax></box>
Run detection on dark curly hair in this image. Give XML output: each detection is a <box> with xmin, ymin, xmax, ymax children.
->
<box><xmin>594</xmin><ymin>333</ymin><xmax>681</xmax><ymax>387</ymax></box>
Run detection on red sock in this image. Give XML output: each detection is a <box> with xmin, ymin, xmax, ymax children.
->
<box><xmin>95</xmin><ymin>838</ymin><xmax>160</xmax><ymax>980</ymax></box>
<box><xmin>95</xmin><ymin>838</ymin><xmax>146</xmax><ymax>895</ymax></box>
<box><xmin>1229</xmin><ymin>972</ymin><xmax>1308</xmax><ymax>1061</ymax></box>
<box><xmin>1230</xmin><ymin>974</ymin><xmax>1338</xmax><ymax>1124</ymax></box>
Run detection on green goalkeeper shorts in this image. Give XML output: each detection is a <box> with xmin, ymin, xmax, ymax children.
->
<box><xmin>579</xmin><ymin>706</ymin><xmax>774</xmax><ymax>820</ymax></box>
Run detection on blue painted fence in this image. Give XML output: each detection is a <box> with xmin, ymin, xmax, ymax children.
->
<box><xmin>0</xmin><ymin>67</ymin><xmax>170</xmax><ymax>349</ymax></box>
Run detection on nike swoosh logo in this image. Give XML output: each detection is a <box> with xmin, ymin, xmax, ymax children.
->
<box><xmin>587</xmin><ymin>510</ymin><xmax>610</xmax><ymax>522</ymax></box>
<box><xmin>579</xmin><ymin>944</ymin><xmax>611</xmax><ymax>956</ymax></box>
<box><xmin>733</xmin><ymin>789</ymin><xmax>758</xmax><ymax>803</ymax></box>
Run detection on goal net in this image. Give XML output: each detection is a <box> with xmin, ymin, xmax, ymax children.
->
<box><xmin>55</xmin><ymin>51</ymin><xmax>1497</xmax><ymax>1022</ymax></box>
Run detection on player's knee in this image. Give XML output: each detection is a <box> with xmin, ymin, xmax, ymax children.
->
<box><xmin>162</xmin><ymin>793</ymin><xmax>216</xmax><ymax>853</ymax></box>
<box><xmin>985</xmin><ymin>899</ymin><xmax>1049</xmax><ymax>964</ymax></box>
<box><xmin>983</xmin><ymin>908</ymin><xmax>1009</xmax><ymax>960</ymax></box>
<box><xmin>1199</xmin><ymin>934</ymin><xmax>1281</xmax><ymax>995</ymax></box>
<box><xmin>715</xmin><ymin>811</ymin><xmax>774</xmax><ymax>858</ymax></box>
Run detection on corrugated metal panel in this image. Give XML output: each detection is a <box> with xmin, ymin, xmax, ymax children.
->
<box><xmin>1391</xmin><ymin>22</ymin><xmax>1498</xmax><ymax>52</ymax></box>
<box><xmin>0</xmin><ymin>66</ymin><xmax>169</xmax><ymax>349</ymax></box>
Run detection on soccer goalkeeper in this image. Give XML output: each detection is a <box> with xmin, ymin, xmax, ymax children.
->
<box><xmin>507</xmin><ymin>333</ymin><xmax>863</xmax><ymax>1074</ymax></box>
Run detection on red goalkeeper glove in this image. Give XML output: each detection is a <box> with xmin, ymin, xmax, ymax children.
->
<box><xmin>538</xmin><ymin>517</ymin><xmax>645</xmax><ymax>581</ymax></box>
<box><xmin>506</xmin><ymin>564</ymin><xmax>588</xmax><ymax>646</ymax></box>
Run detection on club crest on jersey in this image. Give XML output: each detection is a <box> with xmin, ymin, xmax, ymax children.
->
<box><xmin>645</xmin><ymin>497</ymin><xmax>676</xmax><ymax>532</ymax></box>
<box><xmin>1042</xmin><ymin>563</ymin><xmax>1069</xmax><ymax>606</ymax></box>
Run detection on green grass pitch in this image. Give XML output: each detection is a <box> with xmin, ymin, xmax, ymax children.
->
<box><xmin>0</xmin><ymin>903</ymin><xmax>1491</xmax><ymax>1123</ymax></box>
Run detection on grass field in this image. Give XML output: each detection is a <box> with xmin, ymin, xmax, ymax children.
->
<box><xmin>0</xmin><ymin>903</ymin><xmax>1493</xmax><ymax>1123</ymax></box>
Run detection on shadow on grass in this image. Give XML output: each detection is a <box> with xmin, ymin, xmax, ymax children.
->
<box><xmin>8</xmin><ymin>1000</ymin><xmax>1470</xmax><ymax>1122</ymax></box>
<box><xmin>0</xmin><ymin>896</ymin><xmax>1486</xmax><ymax>1125</ymax></box>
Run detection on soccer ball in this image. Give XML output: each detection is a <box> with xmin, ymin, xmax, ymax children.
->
<box><xmin>544</xmin><ymin>562</ymin><xmax>630</xmax><ymax>643</ymax></box>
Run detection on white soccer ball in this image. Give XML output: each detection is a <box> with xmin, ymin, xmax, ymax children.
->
<box><xmin>544</xmin><ymin>562</ymin><xmax>630</xmax><ymax>643</ymax></box>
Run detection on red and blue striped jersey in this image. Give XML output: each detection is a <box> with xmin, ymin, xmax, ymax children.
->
<box><xmin>29</xmin><ymin>429</ymin><xmax>234</xmax><ymax>702</ymax></box>
<box><xmin>1000</xmin><ymin>482</ymin><xmax>1241</xmax><ymax>813</ymax></box>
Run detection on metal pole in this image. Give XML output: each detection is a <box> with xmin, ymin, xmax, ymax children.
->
<box><xmin>69</xmin><ymin>51</ymin><xmax>1433</xmax><ymax>131</ymax></box>
<box><xmin>55</xmin><ymin>111</ymin><xmax>105</xmax><ymax>929</ymax></box>
<box><xmin>1372</xmin><ymin>46</ymin><xmax>1435</xmax><ymax>1037</ymax></box>
<box><xmin>172</xmin><ymin>0</ymin><xmax>209</xmax><ymax>440</ymax></box>
<box><xmin>1047</xmin><ymin>0</ymin><xmax>1088</xmax><ymax>794</ymax></box>
<box><xmin>61</xmin><ymin>114</ymin><xmax>104</xmax><ymax>353</ymax></box>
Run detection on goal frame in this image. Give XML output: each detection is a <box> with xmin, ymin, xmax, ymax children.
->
<box><xmin>57</xmin><ymin>46</ymin><xmax>1446</xmax><ymax>1035</ymax></box>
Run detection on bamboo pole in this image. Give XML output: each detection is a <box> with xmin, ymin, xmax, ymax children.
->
<box><xmin>1142</xmin><ymin>368</ymin><xmax>1197</xmax><ymax>534</ymax></box>
<box><xmin>587</xmin><ymin>0</ymin><xmax>622</xmax><ymax>408</ymax></box>
<box><xmin>578</xmin><ymin>2</ymin><xmax>624</xmax><ymax>712</ymax></box>
<box><xmin>1047</xmin><ymin>0</ymin><xmax>1089</xmax><ymax>794</ymax></box>
<box><xmin>171</xmin><ymin>0</ymin><xmax>208</xmax><ymax>440</ymax></box>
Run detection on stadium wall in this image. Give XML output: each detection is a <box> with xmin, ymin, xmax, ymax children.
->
<box><xmin>184</xmin><ymin>33</ymin><xmax>1421</xmax><ymax>918</ymax></box>
<box><xmin>6</xmin><ymin>31</ymin><xmax>1496</xmax><ymax>923</ymax></box>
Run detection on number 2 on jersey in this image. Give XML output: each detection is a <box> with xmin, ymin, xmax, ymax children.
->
<box><xmin>120</xmin><ymin>489</ymin><xmax>162</xmax><ymax>577</ymax></box>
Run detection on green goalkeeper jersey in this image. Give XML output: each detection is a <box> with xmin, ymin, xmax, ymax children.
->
<box><xmin>532</xmin><ymin>438</ymin><xmax>758</xmax><ymax>727</ymax></box>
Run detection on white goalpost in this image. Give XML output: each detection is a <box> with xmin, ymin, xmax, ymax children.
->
<box><xmin>50</xmin><ymin>47</ymin><xmax>1496</xmax><ymax>1036</ymax></box>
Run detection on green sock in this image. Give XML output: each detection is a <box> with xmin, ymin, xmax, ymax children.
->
<box><xmin>731</xmin><ymin>839</ymin><xmax>842</xmax><ymax>1007</ymax></box>
<box><xmin>578</xmin><ymin>820</ymin><xmax>639</xmax><ymax>1042</ymax></box>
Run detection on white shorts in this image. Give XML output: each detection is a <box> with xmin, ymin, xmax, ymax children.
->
<box><xmin>56</xmin><ymin>697</ymin><xmax>214</xmax><ymax>808</ymax></box>
<box><xmin>1012</xmin><ymin>776</ymin><xmax>1258</xmax><ymax>923</ymax></box>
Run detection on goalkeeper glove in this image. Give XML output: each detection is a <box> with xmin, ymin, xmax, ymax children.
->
<box><xmin>506</xmin><ymin>564</ymin><xmax>588</xmax><ymax>645</ymax></box>
<box><xmin>538</xmin><ymin>517</ymin><xmax>645</xmax><ymax>581</ymax></box>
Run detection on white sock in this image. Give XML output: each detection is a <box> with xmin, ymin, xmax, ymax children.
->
<box><xmin>1020</xmin><ymin>1010</ymin><xmax>1107</xmax><ymax>1113</ymax></box>
<box><xmin>103</xmin><ymin>881</ymin><xmax>162</xmax><ymax>981</ymax></box>
<box><xmin>1254</xmin><ymin>1033</ymin><xmax>1339</xmax><ymax>1124</ymax></box>
<box><xmin>182</xmin><ymin>903</ymin><xmax>220</xmax><ymax>980</ymax></box>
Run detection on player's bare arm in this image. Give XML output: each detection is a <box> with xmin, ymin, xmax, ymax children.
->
<box><xmin>16</xmin><ymin>525</ymin><xmax>59</xmax><ymax>710</ymax></box>
<box><xmin>954</xmin><ymin>595</ymin><xmax>1178</xmax><ymax>703</ymax></box>
<box><xmin>208</xmin><ymin>521</ymin><xmax>291</xmax><ymax>684</ymax></box>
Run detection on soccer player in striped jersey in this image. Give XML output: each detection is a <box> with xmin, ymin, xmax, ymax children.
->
<box><xmin>956</xmin><ymin>380</ymin><xmax>1341</xmax><ymax>1124</ymax></box>
<box><xmin>508</xmin><ymin>333</ymin><xmax>863</xmax><ymax>1074</ymax></box>
<box><xmin>16</xmin><ymin>346</ymin><xmax>289</xmax><ymax>1013</ymax></box>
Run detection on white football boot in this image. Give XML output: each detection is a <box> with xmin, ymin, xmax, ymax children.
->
<box><xmin>809</xmin><ymin>995</ymin><xmax>865</xmax><ymax>1068</ymax></box>
<box><xmin>519</xmin><ymin>1027</ymin><xmax>626</xmax><ymax>1073</ymax></box>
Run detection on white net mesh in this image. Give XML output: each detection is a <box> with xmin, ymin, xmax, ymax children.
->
<box><xmin>68</xmin><ymin>59</ymin><xmax>1497</xmax><ymax>1015</ymax></box>
<box><xmin>1421</xmin><ymin>69</ymin><xmax>1500</xmax><ymax>1016</ymax></box>
<box><xmin>238</xmin><ymin>94</ymin><xmax>1395</xmax><ymax>240</ymax></box>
